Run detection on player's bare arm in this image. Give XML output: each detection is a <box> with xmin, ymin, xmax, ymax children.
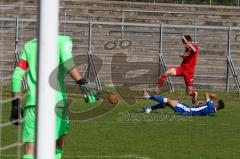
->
<box><xmin>69</xmin><ymin>67</ymin><xmax>82</xmax><ymax>81</ymax></box>
<box><xmin>210</xmin><ymin>93</ymin><xmax>218</xmax><ymax>100</ymax></box>
<box><xmin>182</xmin><ymin>35</ymin><xmax>197</xmax><ymax>53</ymax></box>
<box><xmin>186</xmin><ymin>92</ymin><xmax>210</xmax><ymax>106</ymax></box>
<box><xmin>204</xmin><ymin>92</ymin><xmax>218</xmax><ymax>101</ymax></box>
<box><xmin>204</xmin><ymin>92</ymin><xmax>210</xmax><ymax>101</ymax></box>
<box><xmin>192</xmin><ymin>93</ymin><xmax>217</xmax><ymax>106</ymax></box>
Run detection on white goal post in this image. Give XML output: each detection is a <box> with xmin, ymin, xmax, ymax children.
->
<box><xmin>36</xmin><ymin>0</ymin><xmax>59</xmax><ymax>158</ymax></box>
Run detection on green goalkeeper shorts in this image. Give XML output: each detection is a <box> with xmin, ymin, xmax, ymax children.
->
<box><xmin>22</xmin><ymin>106</ymin><xmax>69</xmax><ymax>143</ymax></box>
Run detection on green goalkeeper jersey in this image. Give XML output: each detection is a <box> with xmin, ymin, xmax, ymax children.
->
<box><xmin>12</xmin><ymin>35</ymin><xmax>75</xmax><ymax>107</ymax></box>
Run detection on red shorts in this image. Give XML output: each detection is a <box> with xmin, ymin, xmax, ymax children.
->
<box><xmin>175</xmin><ymin>66</ymin><xmax>194</xmax><ymax>86</ymax></box>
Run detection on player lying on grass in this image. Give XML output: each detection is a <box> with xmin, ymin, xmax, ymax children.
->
<box><xmin>157</xmin><ymin>35</ymin><xmax>199</xmax><ymax>104</ymax></box>
<box><xmin>141</xmin><ymin>90</ymin><xmax>225</xmax><ymax>116</ymax></box>
<box><xmin>10</xmin><ymin>35</ymin><xmax>98</xmax><ymax>159</ymax></box>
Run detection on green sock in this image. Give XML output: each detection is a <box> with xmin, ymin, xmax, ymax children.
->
<box><xmin>55</xmin><ymin>148</ymin><xmax>63</xmax><ymax>159</ymax></box>
<box><xmin>22</xmin><ymin>150</ymin><xmax>63</xmax><ymax>159</ymax></box>
<box><xmin>22</xmin><ymin>154</ymin><xmax>34</xmax><ymax>159</ymax></box>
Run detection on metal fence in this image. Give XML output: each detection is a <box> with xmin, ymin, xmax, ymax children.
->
<box><xmin>114</xmin><ymin>0</ymin><xmax>240</xmax><ymax>6</ymax></box>
<box><xmin>0</xmin><ymin>17</ymin><xmax>240</xmax><ymax>89</ymax></box>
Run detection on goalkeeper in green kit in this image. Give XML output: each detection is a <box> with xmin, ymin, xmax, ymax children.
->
<box><xmin>11</xmin><ymin>35</ymin><xmax>97</xmax><ymax>159</ymax></box>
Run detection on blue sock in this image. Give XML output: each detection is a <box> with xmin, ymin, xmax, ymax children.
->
<box><xmin>151</xmin><ymin>103</ymin><xmax>166</xmax><ymax>110</ymax></box>
<box><xmin>150</xmin><ymin>96</ymin><xmax>168</xmax><ymax>103</ymax></box>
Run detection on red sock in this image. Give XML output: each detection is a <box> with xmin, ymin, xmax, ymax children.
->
<box><xmin>190</xmin><ymin>91</ymin><xmax>196</xmax><ymax>97</ymax></box>
<box><xmin>158</xmin><ymin>75</ymin><xmax>167</xmax><ymax>88</ymax></box>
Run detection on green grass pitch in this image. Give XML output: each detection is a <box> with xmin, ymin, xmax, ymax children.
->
<box><xmin>1</xmin><ymin>90</ymin><xmax>240</xmax><ymax>159</ymax></box>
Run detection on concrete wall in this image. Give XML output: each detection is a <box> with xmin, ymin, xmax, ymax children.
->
<box><xmin>0</xmin><ymin>0</ymin><xmax>239</xmax><ymax>90</ymax></box>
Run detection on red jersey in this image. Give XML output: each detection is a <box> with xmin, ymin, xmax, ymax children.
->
<box><xmin>181</xmin><ymin>44</ymin><xmax>198</xmax><ymax>73</ymax></box>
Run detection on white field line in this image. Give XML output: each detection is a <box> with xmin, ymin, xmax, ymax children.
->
<box><xmin>0</xmin><ymin>154</ymin><xmax>151</xmax><ymax>159</ymax></box>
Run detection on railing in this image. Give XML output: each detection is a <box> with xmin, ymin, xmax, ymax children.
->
<box><xmin>121</xmin><ymin>9</ymin><xmax>198</xmax><ymax>42</ymax></box>
<box><xmin>0</xmin><ymin>0</ymin><xmax>240</xmax><ymax>6</ymax></box>
<box><xmin>1</xmin><ymin>17</ymin><xmax>239</xmax><ymax>88</ymax></box>
<box><xmin>116</xmin><ymin>0</ymin><xmax>240</xmax><ymax>6</ymax></box>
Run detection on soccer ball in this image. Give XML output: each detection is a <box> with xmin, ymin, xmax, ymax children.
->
<box><xmin>108</xmin><ymin>94</ymin><xmax>118</xmax><ymax>104</ymax></box>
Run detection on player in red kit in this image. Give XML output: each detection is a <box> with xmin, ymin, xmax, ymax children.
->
<box><xmin>157</xmin><ymin>35</ymin><xmax>199</xmax><ymax>103</ymax></box>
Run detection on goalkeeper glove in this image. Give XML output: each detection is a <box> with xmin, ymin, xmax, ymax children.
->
<box><xmin>10</xmin><ymin>98</ymin><xmax>23</xmax><ymax>126</ymax></box>
<box><xmin>77</xmin><ymin>78</ymin><xmax>98</xmax><ymax>104</ymax></box>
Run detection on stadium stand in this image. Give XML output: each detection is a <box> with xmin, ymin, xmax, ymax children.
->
<box><xmin>0</xmin><ymin>0</ymin><xmax>240</xmax><ymax>90</ymax></box>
